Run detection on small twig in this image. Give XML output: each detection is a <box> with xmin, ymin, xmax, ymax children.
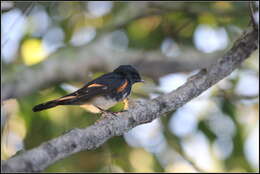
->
<box><xmin>1</xmin><ymin>2</ymin><xmax>35</xmax><ymax>48</ymax></box>
<box><xmin>249</xmin><ymin>1</ymin><xmax>258</xmax><ymax>30</ymax></box>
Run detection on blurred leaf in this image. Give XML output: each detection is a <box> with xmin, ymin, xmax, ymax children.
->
<box><xmin>198</xmin><ymin>121</ymin><xmax>217</xmax><ymax>142</ymax></box>
<box><xmin>164</xmin><ymin>12</ymin><xmax>187</xmax><ymax>22</ymax></box>
<box><xmin>221</xmin><ymin>97</ymin><xmax>236</xmax><ymax>120</ymax></box>
<box><xmin>127</xmin><ymin>16</ymin><xmax>161</xmax><ymax>40</ymax></box>
<box><xmin>128</xmin><ymin>26</ymin><xmax>164</xmax><ymax>49</ymax></box>
<box><xmin>198</xmin><ymin>12</ymin><xmax>218</xmax><ymax>26</ymax></box>
<box><xmin>178</xmin><ymin>21</ymin><xmax>196</xmax><ymax>38</ymax></box>
<box><xmin>220</xmin><ymin>97</ymin><xmax>254</xmax><ymax>172</ymax></box>
<box><xmin>212</xmin><ymin>2</ymin><xmax>233</xmax><ymax>11</ymax></box>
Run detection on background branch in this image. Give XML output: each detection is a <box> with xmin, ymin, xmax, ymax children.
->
<box><xmin>1</xmin><ymin>27</ymin><xmax>258</xmax><ymax>173</ymax></box>
<box><xmin>2</xmin><ymin>36</ymin><xmax>219</xmax><ymax>101</ymax></box>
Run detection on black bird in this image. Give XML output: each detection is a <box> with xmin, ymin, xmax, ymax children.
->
<box><xmin>32</xmin><ymin>65</ymin><xmax>143</xmax><ymax>114</ymax></box>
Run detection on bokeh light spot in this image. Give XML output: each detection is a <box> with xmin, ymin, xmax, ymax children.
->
<box><xmin>193</xmin><ymin>24</ymin><xmax>229</xmax><ymax>53</ymax></box>
<box><xmin>21</xmin><ymin>39</ymin><xmax>47</xmax><ymax>66</ymax></box>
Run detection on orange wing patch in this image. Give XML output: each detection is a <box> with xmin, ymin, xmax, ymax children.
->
<box><xmin>88</xmin><ymin>83</ymin><xmax>104</xmax><ymax>88</ymax></box>
<box><xmin>117</xmin><ymin>80</ymin><xmax>128</xmax><ymax>93</ymax></box>
<box><xmin>57</xmin><ymin>95</ymin><xmax>76</xmax><ymax>101</ymax></box>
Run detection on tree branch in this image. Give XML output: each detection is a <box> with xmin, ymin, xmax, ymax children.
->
<box><xmin>1</xmin><ymin>27</ymin><xmax>258</xmax><ymax>172</ymax></box>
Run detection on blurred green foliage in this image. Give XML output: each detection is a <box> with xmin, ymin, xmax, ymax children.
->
<box><xmin>1</xmin><ymin>1</ymin><xmax>259</xmax><ymax>173</ymax></box>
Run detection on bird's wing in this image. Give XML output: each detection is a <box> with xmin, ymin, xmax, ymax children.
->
<box><xmin>56</xmin><ymin>73</ymin><xmax>127</xmax><ymax>104</ymax></box>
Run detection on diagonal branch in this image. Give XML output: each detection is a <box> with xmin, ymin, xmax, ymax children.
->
<box><xmin>1</xmin><ymin>27</ymin><xmax>258</xmax><ymax>172</ymax></box>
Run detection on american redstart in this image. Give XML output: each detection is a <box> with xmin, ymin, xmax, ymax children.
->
<box><xmin>32</xmin><ymin>65</ymin><xmax>144</xmax><ymax>114</ymax></box>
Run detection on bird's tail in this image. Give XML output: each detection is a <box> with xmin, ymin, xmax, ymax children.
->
<box><xmin>32</xmin><ymin>100</ymin><xmax>60</xmax><ymax>112</ymax></box>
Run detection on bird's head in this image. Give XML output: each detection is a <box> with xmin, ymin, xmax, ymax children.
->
<box><xmin>113</xmin><ymin>65</ymin><xmax>144</xmax><ymax>84</ymax></box>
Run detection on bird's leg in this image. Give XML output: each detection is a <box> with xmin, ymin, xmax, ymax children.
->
<box><xmin>95</xmin><ymin>98</ymin><xmax>130</xmax><ymax>123</ymax></box>
<box><xmin>95</xmin><ymin>106</ymin><xmax>118</xmax><ymax>124</ymax></box>
<box><xmin>96</xmin><ymin>106</ymin><xmax>118</xmax><ymax>117</ymax></box>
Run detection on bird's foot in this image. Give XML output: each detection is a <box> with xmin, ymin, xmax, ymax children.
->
<box><xmin>95</xmin><ymin>111</ymin><xmax>116</xmax><ymax>123</ymax></box>
<box><xmin>95</xmin><ymin>106</ymin><xmax>128</xmax><ymax>123</ymax></box>
<box><xmin>101</xmin><ymin>110</ymin><xmax>118</xmax><ymax>117</ymax></box>
<box><xmin>110</xmin><ymin>110</ymin><xmax>128</xmax><ymax>114</ymax></box>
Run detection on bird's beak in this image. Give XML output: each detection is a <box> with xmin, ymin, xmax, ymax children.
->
<box><xmin>139</xmin><ymin>79</ymin><xmax>145</xmax><ymax>83</ymax></box>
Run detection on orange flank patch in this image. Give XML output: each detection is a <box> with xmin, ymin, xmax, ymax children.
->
<box><xmin>117</xmin><ymin>80</ymin><xmax>128</xmax><ymax>93</ymax></box>
<box><xmin>88</xmin><ymin>83</ymin><xmax>104</xmax><ymax>88</ymax></box>
<box><xmin>57</xmin><ymin>95</ymin><xmax>76</xmax><ymax>101</ymax></box>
